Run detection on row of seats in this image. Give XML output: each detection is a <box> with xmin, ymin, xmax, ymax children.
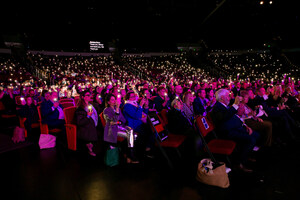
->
<box><xmin>18</xmin><ymin>101</ymin><xmax>236</xmax><ymax>167</ymax></box>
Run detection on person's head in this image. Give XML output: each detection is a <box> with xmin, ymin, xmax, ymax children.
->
<box><xmin>206</xmin><ymin>88</ymin><xmax>214</xmax><ymax>98</ymax></box>
<box><xmin>29</xmin><ymin>89</ymin><xmax>35</xmax><ymax>96</ymax></box>
<box><xmin>248</xmin><ymin>89</ymin><xmax>255</xmax><ymax>99</ymax></box>
<box><xmin>80</xmin><ymin>90</ymin><xmax>92</xmax><ymax>104</ymax></box>
<box><xmin>141</xmin><ymin>89</ymin><xmax>151</xmax><ymax>99</ymax></box>
<box><xmin>26</xmin><ymin>96</ymin><xmax>33</xmax><ymax>106</ymax></box>
<box><xmin>240</xmin><ymin>90</ymin><xmax>249</xmax><ymax>104</ymax></box>
<box><xmin>183</xmin><ymin>91</ymin><xmax>194</xmax><ymax>104</ymax></box>
<box><xmin>125</xmin><ymin>90</ymin><xmax>138</xmax><ymax>101</ymax></box>
<box><xmin>50</xmin><ymin>92</ymin><xmax>58</xmax><ymax>102</ymax></box>
<box><xmin>118</xmin><ymin>88</ymin><xmax>125</xmax><ymax>97</ymax></box>
<box><xmin>171</xmin><ymin>99</ymin><xmax>183</xmax><ymax>110</ymax></box>
<box><xmin>105</xmin><ymin>94</ymin><xmax>116</xmax><ymax>107</ymax></box>
<box><xmin>197</xmin><ymin>89</ymin><xmax>206</xmax><ymax>99</ymax></box>
<box><xmin>236</xmin><ymin>103</ymin><xmax>245</xmax><ymax>116</ymax></box>
<box><xmin>215</xmin><ymin>89</ymin><xmax>231</xmax><ymax>106</ymax></box>
<box><xmin>157</xmin><ymin>86</ymin><xmax>167</xmax><ymax>98</ymax></box>
<box><xmin>44</xmin><ymin>92</ymin><xmax>51</xmax><ymax>101</ymax></box>
<box><xmin>174</xmin><ymin>85</ymin><xmax>183</xmax><ymax>95</ymax></box>
<box><xmin>257</xmin><ymin>87</ymin><xmax>266</xmax><ymax>97</ymax></box>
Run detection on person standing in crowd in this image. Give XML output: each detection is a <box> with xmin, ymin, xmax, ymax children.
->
<box><xmin>18</xmin><ymin>96</ymin><xmax>39</xmax><ymax>135</ymax></box>
<box><xmin>123</xmin><ymin>91</ymin><xmax>153</xmax><ymax>158</ymax></box>
<box><xmin>74</xmin><ymin>91</ymin><xmax>99</xmax><ymax>156</ymax></box>
<box><xmin>103</xmin><ymin>94</ymin><xmax>139</xmax><ymax>163</ymax></box>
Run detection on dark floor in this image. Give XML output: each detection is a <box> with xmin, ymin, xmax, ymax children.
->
<box><xmin>1</xmin><ymin>124</ymin><xmax>300</xmax><ymax>200</ymax></box>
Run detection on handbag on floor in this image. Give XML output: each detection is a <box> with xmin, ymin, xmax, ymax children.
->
<box><xmin>104</xmin><ymin>146</ymin><xmax>119</xmax><ymax>167</ymax></box>
<box><xmin>12</xmin><ymin>126</ymin><xmax>25</xmax><ymax>144</ymax></box>
<box><xmin>196</xmin><ymin>158</ymin><xmax>230</xmax><ymax>188</ymax></box>
<box><xmin>38</xmin><ymin>134</ymin><xmax>56</xmax><ymax>149</ymax></box>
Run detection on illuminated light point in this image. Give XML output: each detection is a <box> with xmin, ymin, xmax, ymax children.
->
<box><xmin>269</xmin><ymin>1</ymin><xmax>273</xmax><ymax>4</ymax></box>
<box><xmin>260</xmin><ymin>1</ymin><xmax>264</xmax><ymax>5</ymax></box>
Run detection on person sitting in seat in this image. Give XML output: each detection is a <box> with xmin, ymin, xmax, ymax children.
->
<box><xmin>40</xmin><ymin>91</ymin><xmax>65</xmax><ymax>130</ymax></box>
<box><xmin>167</xmin><ymin>98</ymin><xmax>193</xmax><ymax>135</ymax></box>
<box><xmin>210</xmin><ymin>89</ymin><xmax>260</xmax><ymax>173</ymax></box>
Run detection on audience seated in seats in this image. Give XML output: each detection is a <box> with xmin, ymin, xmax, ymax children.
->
<box><xmin>153</xmin><ymin>86</ymin><xmax>171</xmax><ymax>112</ymax></box>
<box><xmin>210</xmin><ymin>89</ymin><xmax>260</xmax><ymax>173</ymax></box>
<box><xmin>18</xmin><ymin>96</ymin><xmax>39</xmax><ymax>134</ymax></box>
<box><xmin>181</xmin><ymin>91</ymin><xmax>195</xmax><ymax>122</ymax></box>
<box><xmin>122</xmin><ymin>90</ymin><xmax>154</xmax><ymax>157</ymax></box>
<box><xmin>0</xmin><ymin>87</ymin><xmax>16</xmax><ymax>114</ymax></box>
<box><xmin>167</xmin><ymin>98</ymin><xmax>193</xmax><ymax>135</ymax></box>
<box><xmin>103</xmin><ymin>94</ymin><xmax>139</xmax><ymax>163</ymax></box>
<box><xmin>74</xmin><ymin>91</ymin><xmax>99</xmax><ymax>156</ymax></box>
<box><xmin>253</xmin><ymin>87</ymin><xmax>298</xmax><ymax>141</ymax></box>
<box><xmin>239</xmin><ymin>90</ymin><xmax>273</xmax><ymax>147</ymax></box>
<box><xmin>193</xmin><ymin>89</ymin><xmax>215</xmax><ymax>117</ymax></box>
<box><xmin>40</xmin><ymin>91</ymin><xmax>65</xmax><ymax>130</ymax></box>
<box><xmin>167</xmin><ymin>98</ymin><xmax>202</xmax><ymax>159</ymax></box>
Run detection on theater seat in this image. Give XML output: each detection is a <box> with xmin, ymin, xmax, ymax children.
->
<box><xmin>63</xmin><ymin>106</ymin><xmax>77</xmax><ymax>151</ymax></box>
<box><xmin>147</xmin><ymin>112</ymin><xmax>187</xmax><ymax>169</ymax></box>
<box><xmin>61</xmin><ymin>102</ymin><xmax>75</xmax><ymax>109</ymax></box>
<box><xmin>194</xmin><ymin>115</ymin><xmax>236</xmax><ymax>164</ymax></box>
<box><xmin>37</xmin><ymin>106</ymin><xmax>62</xmax><ymax>135</ymax></box>
<box><xmin>19</xmin><ymin>116</ymin><xmax>40</xmax><ymax>138</ymax></box>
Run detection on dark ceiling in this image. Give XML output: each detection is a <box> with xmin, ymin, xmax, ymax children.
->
<box><xmin>1</xmin><ymin>0</ymin><xmax>299</xmax><ymax>51</ymax></box>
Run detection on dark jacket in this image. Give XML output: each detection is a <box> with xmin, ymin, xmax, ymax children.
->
<box><xmin>210</xmin><ymin>101</ymin><xmax>238</xmax><ymax>137</ymax></box>
<box><xmin>167</xmin><ymin>108</ymin><xmax>192</xmax><ymax>135</ymax></box>
<box><xmin>40</xmin><ymin>100</ymin><xmax>63</xmax><ymax>124</ymax></box>
<box><xmin>74</xmin><ymin>107</ymin><xmax>98</xmax><ymax>142</ymax></box>
<box><xmin>193</xmin><ymin>97</ymin><xmax>213</xmax><ymax>116</ymax></box>
<box><xmin>18</xmin><ymin>104</ymin><xmax>39</xmax><ymax>130</ymax></box>
<box><xmin>153</xmin><ymin>95</ymin><xmax>170</xmax><ymax>112</ymax></box>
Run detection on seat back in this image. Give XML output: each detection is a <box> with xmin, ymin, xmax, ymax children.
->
<box><xmin>61</xmin><ymin>102</ymin><xmax>75</xmax><ymax>109</ymax></box>
<box><xmin>37</xmin><ymin>106</ymin><xmax>49</xmax><ymax>134</ymax></box>
<box><xmin>15</xmin><ymin>96</ymin><xmax>22</xmax><ymax>105</ymax></box>
<box><xmin>99</xmin><ymin>112</ymin><xmax>106</xmax><ymax>127</ymax></box>
<box><xmin>160</xmin><ymin>109</ymin><xmax>169</xmax><ymax>125</ymax></box>
<box><xmin>0</xmin><ymin>101</ymin><xmax>5</xmax><ymax>111</ymax></box>
<box><xmin>63</xmin><ymin>106</ymin><xmax>76</xmax><ymax>124</ymax></box>
<box><xmin>59</xmin><ymin>98</ymin><xmax>74</xmax><ymax>104</ymax></box>
<box><xmin>74</xmin><ymin>96</ymin><xmax>80</xmax><ymax>106</ymax></box>
<box><xmin>147</xmin><ymin>112</ymin><xmax>168</xmax><ymax>142</ymax></box>
<box><xmin>195</xmin><ymin>115</ymin><xmax>214</xmax><ymax>137</ymax></box>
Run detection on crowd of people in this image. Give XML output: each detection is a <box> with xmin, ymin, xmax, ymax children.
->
<box><xmin>1</xmin><ymin>50</ymin><xmax>300</xmax><ymax>172</ymax></box>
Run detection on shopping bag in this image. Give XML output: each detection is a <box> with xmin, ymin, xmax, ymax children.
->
<box><xmin>196</xmin><ymin>158</ymin><xmax>230</xmax><ymax>188</ymax></box>
<box><xmin>38</xmin><ymin>134</ymin><xmax>56</xmax><ymax>149</ymax></box>
<box><xmin>104</xmin><ymin>147</ymin><xmax>119</xmax><ymax>167</ymax></box>
<box><xmin>12</xmin><ymin>126</ymin><xmax>25</xmax><ymax>143</ymax></box>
